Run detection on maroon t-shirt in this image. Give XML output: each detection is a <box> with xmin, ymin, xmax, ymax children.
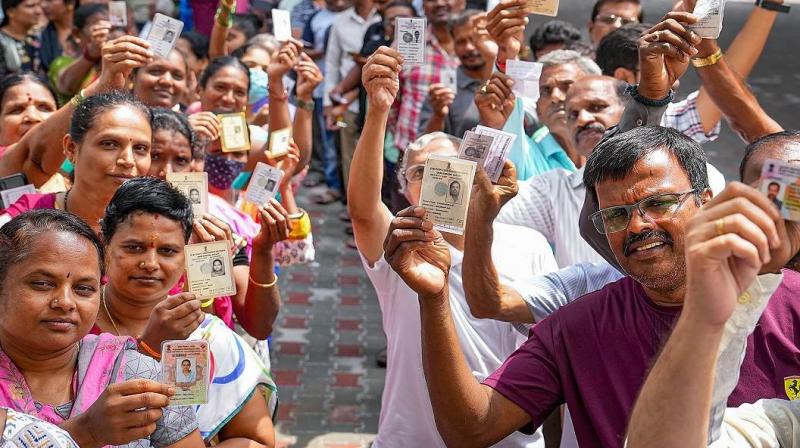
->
<box><xmin>483</xmin><ymin>270</ymin><xmax>800</xmax><ymax>448</ymax></box>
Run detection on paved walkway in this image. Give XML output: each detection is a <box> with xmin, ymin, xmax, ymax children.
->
<box><xmin>273</xmin><ymin>185</ymin><xmax>385</xmax><ymax>448</ymax></box>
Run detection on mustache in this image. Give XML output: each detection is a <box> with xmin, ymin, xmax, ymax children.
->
<box><xmin>623</xmin><ymin>229</ymin><xmax>673</xmax><ymax>257</ymax></box>
<box><xmin>576</xmin><ymin>123</ymin><xmax>607</xmax><ymax>139</ymax></box>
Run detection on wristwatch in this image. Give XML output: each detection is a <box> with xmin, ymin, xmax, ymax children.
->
<box><xmin>755</xmin><ymin>0</ymin><xmax>790</xmax><ymax>13</ymax></box>
<box><xmin>297</xmin><ymin>98</ymin><xmax>315</xmax><ymax>111</ymax></box>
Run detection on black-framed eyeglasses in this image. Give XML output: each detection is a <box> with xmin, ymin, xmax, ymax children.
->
<box><xmin>590</xmin><ymin>190</ymin><xmax>697</xmax><ymax>235</ymax></box>
<box><xmin>595</xmin><ymin>14</ymin><xmax>639</xmax><ymax>26</ymax></box>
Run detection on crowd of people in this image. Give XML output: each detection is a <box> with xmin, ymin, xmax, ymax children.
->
<box><xmin>0</xmin><ymin>0</ymin><xmax>794</xmax><ymax>444</ymax></box>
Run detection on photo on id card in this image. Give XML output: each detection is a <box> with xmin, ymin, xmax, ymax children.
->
<box><xmin>419</xmin><ymin>155</ymin><xmax>477</xmax><ymax>235</ymax></box>
<box><xmin>166</xmin><ymin>172</ymin><xmax>208</xmax><ymax>217</ymax></box>
<box><xmin>268</xmin><ymin>127</ymin><xmax>291</xmax><ymax>159</ymax></box>
<box><xmin>246</xmin><ymin>162</ymin><xmax>284</xmax><ymax>206</ymax></box>
<box><xmin>219</xmin><ymin>113</ymin><xmax>251</xmax><ymax>152</ymax></box>
<box><xmin>458</xmin><ymin>131</ymin><xmax>494</xmax><ymax>167</ymax></box>
<box><xmin>184</xmin><ymin>240</ymin><xmax>236</xmax><ymax>299</ymax></box>
<box><xmin>760</xmin><ymin>158</ymin><xmax>800</xmax><ymax>221</ymax></box>
<box><xmin>161</xmin><ymin>340</ymin><xmax>209</xmax><ymax>405</ymax></box>
<box><xmin>109</xmin><ymin>1</ymin><xmax>127</xmax><ymax>27</ymax></box>
<box><xmin>146</xmin><ymin>14</ymin><xmax>183</xmax><ymax>58</ymax></box>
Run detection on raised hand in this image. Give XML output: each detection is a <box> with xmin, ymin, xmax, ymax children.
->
<box><xmin>683</xmin><ymin>182</ymin><xmax>782</xmax><ymax>327</ymax></box>
<box><xmin>384</xmin><ymin>206</ymin><xmax>451</xmax><ymax>298</ymax></box>
<box><xmin>475</xmin><ymin>72</ymin><xmax>516</xmax><ymax>129</ymax></box>
<box><xmin>191</xmin><ymin>213</ymin><xmax>236</xmax><ymax>255</ymax></box>
<box><xmin>295</xmin><ymin>53</ymin><xmax>323</xmax><ymax>101</ymax></box>
<box><xmin>473</xmin><ymin>12</ymin><xmax>499</xmax><ymax>73</ymax></box>
<box><xmin>87</xmin><ymin>20</ymin><xmax>111</xmax><ymax>62</ymax></box>
<box><xmin>272</xmin><ymin>139</ymin><xmax>301</xmax><ymax>181</ymax></box>
<box><xmin>362</xmin><ymin>46</ymin><xmax>403</xmax><ymax>114</ymax></box>
<box><xmin>68</xmin><ymin>379</ymin><xmax>176</xmax><ymax>447</ymax></box>
<box><xmin>254</xmin><ymin>198</ymin><xmax>292</xmax><ymax>248</ymax></box>
<box><xmin>637</xmin><ymin>12</ymin><xmax>702</xmax><ymax>100</ymax></box>
<box><xmin>469</xmin><ymin>160</ymin><xmax>518</xmax><ymax>223</ymax></box>
<box><xmin>428</xmin><ymin>83</ymin><xmax>455</xmax><ymax>117</ymax></box>
<box><xmin>268</xmin><ymin>40</ymin><xmax>302</xmax><ymax>81</ymax></box>
<box><xmin>486</xmin><ymin>0</ymin><xmax>529</xmax><ymax>64</ymax></box>
<box><xmin>188</xmin><ymin>112</ymin><xmax>221</xmax><ymax>142</ymax></box>
<box><xmin>96</xmin><ymin>36</ymin><xmax>153</xmax><ymax>91</ymax></box>
<box><xmin>138</xmin><ymin>292</ymin><xmax>204</xmax><ymax>347</ymax></box>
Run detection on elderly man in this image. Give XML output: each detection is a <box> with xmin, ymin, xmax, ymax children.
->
<box><xmin>348</xmin><ymin>45</ymin><xmax>556</xmax><ymax>447</ymax></box>
<box><xmin>627</xmin><ymin>131</ymin><xmax>800</xmax><ymax>447</ymax></box>
<box><xmin>383</xmin><ymin>121</ymin><xmax>800</xmax><ymax>448</ymax></box>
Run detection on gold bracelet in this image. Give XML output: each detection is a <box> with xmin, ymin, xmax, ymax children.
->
<box><xmin>137</xmin><ymin>338</ymin><xmax>161</xmax><ymax>360</ymax></box>
<box><xmin>249</xmin><ymin>274</ymin><xmax>278</xmax><ymax>288</ymax></box>
<box><xmin>691</xmin><ymin>49</ymin><xmax>723</xmax><ymax>68</ymax></box>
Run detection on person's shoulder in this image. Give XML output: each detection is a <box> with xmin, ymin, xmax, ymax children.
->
<box><xmin>538</xmin><ymin>276</ymin><xmax>639</xmax><ymax>325</ymax></box>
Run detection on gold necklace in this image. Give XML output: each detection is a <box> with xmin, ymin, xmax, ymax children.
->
<box><xmin>101</xmin><ymin>286</ymin><xmax>122</xmax><ymax>336</ymax></box>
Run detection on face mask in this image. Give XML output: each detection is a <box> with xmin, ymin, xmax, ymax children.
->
<box><xmin>249</xmin><ymin>67</ymin><xmax>268</xmax><ymax>105</ymax></box>
<box><xmin>205</xmin><ymin>153</ymin><xmax>246</xmax><ymax>190</ymax></box>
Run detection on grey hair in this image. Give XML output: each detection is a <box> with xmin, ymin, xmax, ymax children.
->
<box><xmin>246</xmin><ymin>33</ymin><xmax>280</xmax><ymax>54</ymax></box>
<box><xmin>538</xmin><ymin>49</ymin><xmax>601</xmax><ymax>76</ymax></box>
<box><xmin>397</xmin><ymin>132</ymin><xmax>462</xmax><ymax>194</ymax></box>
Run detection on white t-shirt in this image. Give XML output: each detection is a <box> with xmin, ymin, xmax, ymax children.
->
<box><xmin>362</xmin><ymin>221</ymin><xmax>558</xmax><ymax>448</ymax></box>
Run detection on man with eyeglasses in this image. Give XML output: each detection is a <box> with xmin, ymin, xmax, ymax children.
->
<box><xmin>382</xmin><ymin>121</ymin><xmax>800</xmax><ymax>448</ymax></box>
<box><xmin>587</xmin><ymin>0</ymin><xmax>642</xmax><ymax>46</ymax></box>
<box><xmin>347</xmin><ymin>45</ymin><xmax>557</xmax><ymax>447</ymax></box>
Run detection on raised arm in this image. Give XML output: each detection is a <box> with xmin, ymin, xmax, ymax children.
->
<box><xmin>209</xmin><ymin>0</ymin><xmax>236</xmax><ymax>58</ymax></box>
<box><xmin>292</xmin><ymin>53</ymin><xmax>321</xmax><ymax>173</ymax></box>
<box><xmin>463</xmin><ymin>161</ymin><xmax>533</xmax><ymax>322</ymax></box>
<box><xmin>687</xmin><ymin>0</ymin><xmax>783</xmax><ymax>137</ymax></box>
<box><xmin>627</xmin><ymin>183</ymin><xmax>785</xmax><ymax>447</ymax></box>
<box><xmin>348</xmin><ymin>46</ymin><xmax>401</xmax><ymax>264</ymax></box>
<box><xmin>0</xmin><ymin>36</ymin><xmax>152</xmax><ymax>186</ymax></box>
<box><xmin>56</xmin><ymin>21</ymin><xmax>109</xmax><ymax>96</ymax></box>
<box><xmin>385</xmin><ymin>205</ymin><xmax>531</xmax><ymax>447</ymax></box>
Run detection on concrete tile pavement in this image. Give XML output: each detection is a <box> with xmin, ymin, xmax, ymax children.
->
<box><xmin>272</xmin><ymin>186</ymin><xmax>386</xmax><ymax>448</ymax></box>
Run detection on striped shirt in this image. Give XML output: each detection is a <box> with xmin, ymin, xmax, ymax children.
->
<box><xmin>497</xmin><ymin>167</ymin><xmax>601</xmax><ymax>268</ymax></box>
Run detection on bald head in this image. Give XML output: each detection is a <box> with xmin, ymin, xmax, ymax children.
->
<box><xmin>566</xmin><ymin>75</ymin><xmax>627</xmax><ymax>160</ymax></box>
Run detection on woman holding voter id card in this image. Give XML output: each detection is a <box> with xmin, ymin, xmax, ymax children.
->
<box><xmin>0</xmin><ymin>208</ymin><xmax>205</xmax><ymax>447</ymax></box>
<box><xmin>93</xmin><ymin>177</ymin><xmax>278</xmax><ymax>446</ymax></box>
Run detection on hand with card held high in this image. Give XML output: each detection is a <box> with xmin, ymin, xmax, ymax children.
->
<box><xmin>62</xmin><ymin>379</ymin><xmax>176</xmax><ymax>448</ymax></box>
<box><xmin>637</xmin><ymin>12</ymin><xmax>702</xmax><ymax>100</ymax></box>
<box><xmin>486</xmin><ymin>0</ymin><xmax>529</xmax><ymax>68</ymax></box>
<box><xmin>188</xmin><ymin>112</ymin><xmax>222</xmax><ymax>141</ymax></box>
<box><xmin>362</xmin><ymin>46</ymin><xmax>402</xmax><ymax>114</ymax></box>
<box><xmin>428</xmin><ymin>83</ymin><xmax>455</xmax><ymax>117</ymax></box>
<box><xmin>475</xmin><ymin>72</ymin><xmax>515</xmax><ymax>130</ymax></box>
<box><xmin>87</xmin><ymin>20</ymin><xmax>111</xmax><ymax>62</ymax></box>
<box><xmin>267</xmin><ymin>40</ymin><xmax>302</xmax><ymax>81</ymax></box>
<box><xmin>384</xmin><ymin>206</ymin><xmax>451</xmax><ymax>298</ymax></box>
<box><xmin>96</xmin><ymin>36</ymin><xmax>153</xmax><ymax>91</ymax></box>
<box><xmin>468</xmin><ymin>160</ymin><xmax>518</xmax><ymax>225</ymax></box>
<box><xmin>295</xmin><ymin>53</ymin><xmax>323</xmax><ymax>101</ymax></box>
<box><xmin>138</xmin><ymin>292</ymin><xmax>205</xmax><ymax>349</ymax></box>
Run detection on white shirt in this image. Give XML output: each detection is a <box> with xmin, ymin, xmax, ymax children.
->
<box><xmin>323</xmin><ymin>7</ymin><xmax>380</xmax><ymax>112</ymax></box>
<box><xmin>361</xmin><ymin>221</ymin><xmax>557</xmax><ymax>448</ymax></box>
<box><xmin>498</xmin><ymin>165</ymin><xmax>727</xmax><ymax>268</ymax></box>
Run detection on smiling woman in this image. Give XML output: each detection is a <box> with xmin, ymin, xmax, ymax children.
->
<box><xmin>0</xmin><ymin>208</ymin><xmax>204</xmax><ymax>447</ymax></box>
<box><xmin>0</xmin><ymin>91</ymin><xmax>152</xmax><ymax>232</ymax></box>
<box><xmin>132</xmin><ymin>48</ymin><xmax>190</xmax><ymax>109</ymax></box>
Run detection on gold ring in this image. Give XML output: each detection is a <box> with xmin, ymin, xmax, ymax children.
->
<box><xmin>715</xmin><ymin>218</ymin><xmax>725</xmax><ymax>236</ymax></box>
<box><xmin>479</xmin><ymin>83</ymin><xmax>489</xmax><ymax>95</ymax></box>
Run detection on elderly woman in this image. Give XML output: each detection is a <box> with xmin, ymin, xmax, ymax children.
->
<box><xmin>0</xmin><ymin>208</ymin><xmax>204</xmax><ymax>446</ymax></box>
<box><xmin>95</xmin><ymin>176</ymin><xmax>278</xmax><ymax>445</ymax></box>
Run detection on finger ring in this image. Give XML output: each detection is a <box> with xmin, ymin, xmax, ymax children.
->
<box><xmin>715</xmin><ymin>218</ymin><xmax>725</xmax><ymax>236</ymax></box>
<box><xmin>479</xmin><ymin>84</ymin><xmax>489</xmax><ymax>95</ymax></box>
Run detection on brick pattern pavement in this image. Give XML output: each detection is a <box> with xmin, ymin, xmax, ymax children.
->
<box><xmin>273</xmin><ymin>188</ymin><xmax>386</xmax><ymax>447</ymax></box>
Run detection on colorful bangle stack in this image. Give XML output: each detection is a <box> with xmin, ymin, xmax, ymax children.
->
<box><xmin>137</xmin><ymin>338</ymin><xmax>161</xmax><ymax>360</ymax></box>
<box><xmin>288</xmin><ymin>209</ymin><xmax>311</xmax><ymax>240</ymax></box>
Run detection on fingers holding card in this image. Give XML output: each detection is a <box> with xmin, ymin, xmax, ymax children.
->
<box><xmin>246</xmin><ymin>162</ymin><xmax>285</xmax><ymax>205</ymax></box>
<box><xmin>419</xmin><ymin>155</ymin><xmax>477</xmax><ymax>235</ymax></box>
<box><xmin>161</xmin><ymin>340</ymin><xmax>209</xmax><ymax>405</ymax></box>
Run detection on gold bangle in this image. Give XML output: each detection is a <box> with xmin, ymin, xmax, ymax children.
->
<box><xmin>249</xmin><ymin>274</ymin><xmax>278</xmax><ymax>288</ymax></box>
<box><xmin>138</xmin><ymin>339</ymin><xmax>161</xmax><ymax>360</ymax></box>
<box><xmin>691</xmin><ymin>49</ymin><xmax>723</xmax><ymax>68</ymax></box>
